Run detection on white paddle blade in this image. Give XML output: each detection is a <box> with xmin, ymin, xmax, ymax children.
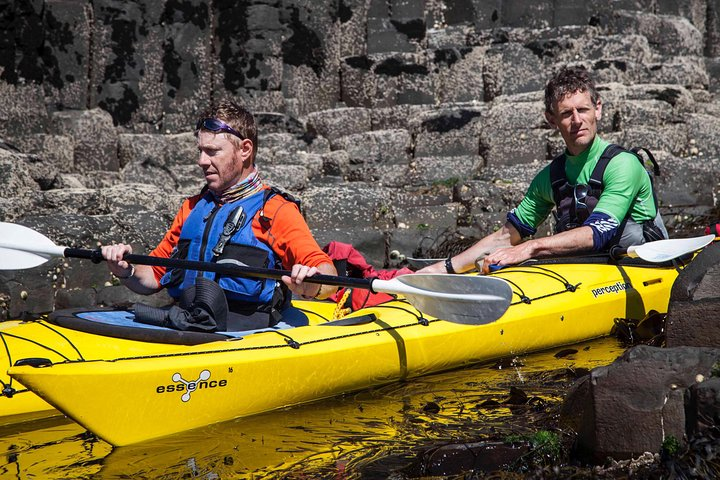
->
<box><xmin>372</xmin><ymin>274</ymin><xmax>513</xmax><ymax>325</ymax></box>
<box><xmin>0</xmin><ymin>222</ymin><xmax>67</xmax><ymax>270</ymax></box>
<box><xmin>0</xmin><ymin>247</ymin><xmax>54</xmax><ymax>270</ymax></box>
<box><xmin>627</xmin><ymin>234</ymin><xmax>715</xmax><ymax>263</ymax></box>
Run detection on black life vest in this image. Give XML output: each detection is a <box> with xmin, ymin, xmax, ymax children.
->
<box><xmin>550</xmin><ymin>144</ymin><xmax>660</xmax><ymax>233</ymax></box>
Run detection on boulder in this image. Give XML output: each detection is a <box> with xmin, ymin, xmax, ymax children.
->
<box><xmin>60</xmin><ymin>256</ymin><xmax>112</xmax><ymax>291</ymax></box>
<box><xmin>50</xmin><ymin>108</ymin><xmax>119</xmax><ymax>172</ymax></box>
<box><xmin>33</xmin><ymin>188</ymin><xmax>107</xmax><ymax>216</ymax></box>
<box><xmin>341</xmin><ymin>52</ymin><xmax>433</xmax><ymax>107</ymax></box>
<box><xmin>457</xmin><ymin>179</ymin><xmax>523</xmax><ymax>229</ymax></box>
<box><xmin>609</xmin><ymin>10</ymin><xmax>704</xmax><ymax>56</ymax></box>
<box><xmin>283</xmin><ymin>65</ymin><xmax>339</xmax><ymax>119</ymax></box>
<box><xmin>301</xmin><ymin>182</ymin><xmax>391</xmax><ymax>230</ymax></box>
<box><xmin>654</xmin><ymin>152</ymin><xmax>717</xmax><ymax>210</ymax></box>
<box><xmin>332</xmin><ymin>129</ymin><xmax>412</xmax><ymax>184</ymax></box>
<box><xmin>339</xmin><ymin>55</ymin><xmax>377</xmax><ymax>108</ymax></box>
<box><xmin>393</xmin><ymin>203</ymin><xmax>459</xmax><ymax>232</ymax></box>
<box><xmin>0</xmin><ymin>266</ymin><xmax>57</xmax><ymax>319</ymax></box>
<box><xmin>0</xmin><ymin>150</ymin><xmax>40</xmax><ymax>200</ymax></box>
<box><xmin>255</xmin><ymin>113</ymin><xmax>305</xmax><ymax>135</ymax></box>
<box><xmin>42</xmin><ymin>0</ymin><xmax>92</xmax><ymax>110</ymax></box>
<box><xmin>685</xmin><ymin>377</ymin><xmax>720</xmax><ymax>438</ymax></box>
<box><xmin>584</xmin><ymin>34</ymin><xmax>653</xmax><ymax>64</ymax></box>
<box><xmin>481</xmin><ymin>43</ymin><xmax>545</xmax><ymax>101</ymax></box>
<box><xmin>686</xmin><ymin>114</ymin><xmax>720</xmax><ymax>158</ymax></box>
<box><xmin>408</xmin><ymin>156</ymin><xmax>484</xmax><ymax>186</ymax></box>
<box><xmin>261</xmin><ymin>132</ymin><xmax>331</xmax><ymax>156</ymax></box>
<box><xmin>370</xmin><ymin>104</ymin><xmax>435</xmax><ymax>131</ymax></box>
<box><xmin>560</xmin><ymin>345</ymin><xmax>720</xmax><ymax>463</ymax></box>
<box><xmin>0</xmin><ymin>83</ymin><xmax>48</xmax><ymax>141</ymax></box>
<box><xmin>431</xmin><ymin>46</ymin><xmax>487</xmax><ymax>103</ymax></box>
<box><xmin>413</xmin><ymin>107</ymin><xmax>485</xmax><ymax>158</ymax></box>
<box><xmin>501</xmin><ymin>0</ymin><xmax>554</xmax><ymax>29</ymax></box>
<box><xmin>333</xmin><ymin>0</ymin><xmax>369</xmax><ymax>59</ymax></box>
<box><xmin>647</xmin><ymin>56</ymin><xmax>709</xmax><ymax>89</ymax></box>
<box><xmin>333</xmin><ymin>128</ymin><xmax>411</xmax><ymax>165</ymax></box>
<box><xmin>470</xmin><ymin>0</ymin><xmax>503</xmax><ymax>30</ymax></box>
<box><xmin>55</xmin><ymin>287</ymin><xmax>98</xmax><ymax>311</ymax></box>
<box><xmin>617</xmin><ymin>124</ymin><xmax>688</xmax><ymax>157</ymax></box>
<box><xmin>666</xmin><ymin>242</ymin><xmax>720</xmax><ymax>348</ymax></box>
<box><xmin>13</xmin><ymin>134</ymin><xmax>74</xmax><ymax>188</ymax></box>
<box><xmin>317</xmin><ymin>149</ymin><xmax>349</xmax><ymax>178</ymax></box>
<box><xmin>480</xmin><ymin>128</ymin><xmax>548</xmax><ymax>167</ymax></box>
<box><xmin>264</xmin><ymin>164</ymin><xmax>311</xmax><ymax>191</ymax></box>
<box><xmin>119</xmin><ymin>133</ymin><xmax>202</xmax><ymax>194</ymax></box>
<box><xmin>97</xmin><ymin>285</ymin><xmax>173</xmax><ymax>309</ymax></box>
<box><xmin>614</xmin><ymin>99</ymin><xmax>675</xmax><ymax>128</ymax></box>
<box><xmin>313</xmin><ymin>227</ymin><xmax>388</xmax><ymax>268</ymax></box>
<box><xmin>426</xmin><ymin>24</ymin><xmax>474</xmax><ymax>49</ymax></box>
<box><xmin>366</xmin><ymin>0</ymin><xmax>424</xmax><ymax>55</ymax></box>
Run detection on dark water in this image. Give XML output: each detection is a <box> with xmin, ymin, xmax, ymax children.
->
<box><xmin>0</xmin><ymin>337</ymin><xmax>627</xmax><ymax>479</ymax></box>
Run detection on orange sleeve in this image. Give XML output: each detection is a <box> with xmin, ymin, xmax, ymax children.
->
<box><xmin>252</xmin><ymin>195</ymin><xmax>332</xmax><ymax>270</ymax></box>
<box><xmin>149</xmin><ymin>195</ymin><xmax>201</xmax><ymax>283</ymax></box>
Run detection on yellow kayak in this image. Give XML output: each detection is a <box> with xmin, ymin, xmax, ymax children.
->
<box><xmin>3</xmin><ymin>258</ymin><xmax>683</xmax><ymax>445</ymax></box>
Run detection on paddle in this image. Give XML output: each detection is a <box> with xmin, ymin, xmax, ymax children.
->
<box><xmin>482</xmin><ymin>234</ymin><xmax>715</xmax><ymax>272</ymax></box>
<box><xmin>623</xmin><ymin>234</ymin><xmax>716</xmax><ymax>263</ymax></box>
<box><xmin>0</xmin><ymin>222</ymin><xmax>513</xmax><ymax>325</ymax></box>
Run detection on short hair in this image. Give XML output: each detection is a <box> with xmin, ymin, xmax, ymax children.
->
<box><xmin>197</xmin><ymin>101</ymin><xmax>258</xmax><ymax>160</ymax></box>
<box><xmin>544</xmin><ymin>66</ymin><xmax>600</xmax><ymax>114</ymax></box>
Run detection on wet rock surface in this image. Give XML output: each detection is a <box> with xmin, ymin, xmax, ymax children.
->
<box><xmin>560</xmin><ymin>345</ymin><xmax>720</xmax><ymax>462</ymax></box>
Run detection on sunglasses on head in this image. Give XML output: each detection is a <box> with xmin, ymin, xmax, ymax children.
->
<box><xmin>195</xmin><ymin>118</ymin><xmax>245</xmax><ymax>140</ymax></box>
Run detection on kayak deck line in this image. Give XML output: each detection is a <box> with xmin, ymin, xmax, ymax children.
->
<box><xmin>490</xmin><ymin>264</ymin><xmax>581</xmax><ymax>304</ymax></box>
<box><xmin>0</xmin><ymin>325</ymin><xmax>84</xmax><ymax>363</ymax></box>
<box><xmin>1</xmin><ymin>321</ymin><xmax>83</xmax><ymax>404</ymax></box>
<box><xmin>2</xmin><ymin>264</ymin><xmax>612</xmax><ymax>402</ymax></box>
<box><xmin>4</xmin><ymin>266</ymin><xmax>587</xmax><ymax>367</ymax></box>
<box><xmin>2</xmin><ymin>302</ymin><xmax>432</xmax><ymax>365</ymax></box>
<box><xmin>3</xmin><ymin>257</ymin><xmax>687</xmax><ymax>443</ymax></box>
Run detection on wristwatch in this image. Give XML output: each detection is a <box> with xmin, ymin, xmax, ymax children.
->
<box><xmin>444</xmin><ymin>256</ymin><xmax>456</xmax><ymax>274</ymax></box>
<box><xmin>116</xmin><ymin>265</ymin><xmax>135</xmax><ymax>279</ymax></box>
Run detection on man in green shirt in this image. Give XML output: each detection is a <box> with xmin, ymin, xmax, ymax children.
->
<box><xmin>420</xmin><ymin>66</ymin><xmax>667</xmax><ymax>275</ymax></box>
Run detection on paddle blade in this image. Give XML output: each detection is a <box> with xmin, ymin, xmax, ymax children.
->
<box><xmin>628</xmin><ymin>234</ymin><xmax>715</xmax><ymax>263</ymax></box>
<box><xmin>0</xmin><ymin>222</ymin><xmax>66</xmax><ymax>270</ymax></box>
<box><xmin>372</xmin><ymin>274</ymin><xmax>513</xmax><ymax>325</ymax></box>
<box><xmin>0</xmin><ymin>247</ymin><xmax>54</xmax><ymax>270</ymax></box>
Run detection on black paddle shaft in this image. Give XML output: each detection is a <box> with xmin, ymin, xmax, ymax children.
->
<box><xmin>63</xmin><ymin>248</ymin><xmax>376</xmax><ymax>291</ymax></box>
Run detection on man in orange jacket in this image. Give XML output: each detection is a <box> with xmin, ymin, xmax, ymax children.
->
<box><xmin>102</xmin><ymin>101</ymin><xmax>336</xmax><ymax>328</ymax></box>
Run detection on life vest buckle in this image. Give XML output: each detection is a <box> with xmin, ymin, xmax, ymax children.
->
<box><xmin>212</xmin><ymin>206</ymin><xmax>246</xmax><ymax>257</ymax></box>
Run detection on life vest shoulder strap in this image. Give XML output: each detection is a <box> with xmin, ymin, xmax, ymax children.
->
<box><xmin>628</xmin><ymin>146</ymin><xmax>660</xmax><ymax>176</ymax></box>
<box><xmin>588</xmin><ymin>144</ymin><xmax>661</xmax><ymax>211</ymax></box>
<box><xmin>588</xmin><ymin>144</ymin><xmax>626</xmax><ymax>189</ymax></box>
<box><xmin>549</xmin><ymin>152</ymin><xmax>568</xmax><ymax>207</ymax></box>
<box><xmin>263</xmin><ymin>186</ymin><xmax>301</xmax><ymax>210</ymax></box>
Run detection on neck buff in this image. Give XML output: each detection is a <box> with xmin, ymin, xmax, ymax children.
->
<box><xmin>214</xmin><ymin>170</ymin><xmax>264</xmax><ymax>204</ymax></box>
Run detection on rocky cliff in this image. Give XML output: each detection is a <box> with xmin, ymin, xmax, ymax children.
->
<box><xmin>1</xmin><ymin>0</ymin><xmax>719</xmax><ymax>317</ymax></box>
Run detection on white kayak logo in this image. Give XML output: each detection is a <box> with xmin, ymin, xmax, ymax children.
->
<box><xmin>172</xmin><ymin>370</ymin><xmax>211</xmax><ymax>402</ymax></box>
<box><xmin>591</xmin><ymin>281</ymin><xmax>632</xmax><ymax>298</ymax></box>
<box><xmin>155</xmin><ymin>369</ymin><xmax>228</xmax><ymax>400</ymax></box>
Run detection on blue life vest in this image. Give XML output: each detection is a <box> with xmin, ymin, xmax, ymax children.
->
<box><xmin>160</xmin><ymin>189</ymin><xmax>283</xmax><ymax>310</ymax></box>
